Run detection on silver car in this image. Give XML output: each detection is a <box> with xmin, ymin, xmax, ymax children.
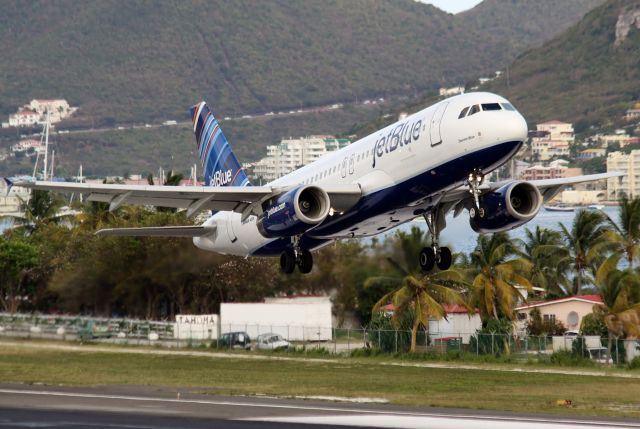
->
<box><xmin>256</xmin><ymin>333</ymin><xmax>290</xmax><ymax>350</ymax></box>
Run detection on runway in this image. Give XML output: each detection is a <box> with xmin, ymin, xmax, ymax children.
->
<box><xmin>0</xmin><ymin>384</ymin><xmax>637</xmax><ymax>429</ymax></box>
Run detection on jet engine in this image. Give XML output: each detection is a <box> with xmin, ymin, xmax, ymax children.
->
<box><xmin>469</xmin><ymin>181</ymin><xmax>542</xmax><ymax>233</ymax></box>
<box><xmin>257</xmin><ymin>185</ymin><xmax>331</xmax><ymax>238</ymax></box>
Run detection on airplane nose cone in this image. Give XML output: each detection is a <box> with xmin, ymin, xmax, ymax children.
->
<box><xmin>505</xmin><ymin>113</ymin><xmax>528</xmax><ymax>143</ymax></box>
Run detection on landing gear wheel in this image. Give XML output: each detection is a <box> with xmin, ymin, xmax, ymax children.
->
<box><xmin>419</xmin><ymin>247</ymin><xmax>435</xmax><ymax>272</ymax></box>
<box><xmin>436</xmin><ymin>246</ymin><xmax>452</xmax><ymax>270</ymax></box>
<box><xmin>280</xmin><ymin>249</ymin><xmax>296</xmax><ymax>274</ymax></box>
<box><xmin>297</xmin><ymin>250</ymin><xmax>313</xmax><ymax>274</ymax></box>
<box><xmin>469</xmin><ymin>205</ymin><xmax>487</xmax><ymax>220</ymax></box>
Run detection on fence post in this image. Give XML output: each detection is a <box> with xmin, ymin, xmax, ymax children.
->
<box><xmin>616</xmin><ymin>338</ymin><xmax>619</xmax><ymax>365</ymax></box>
<box><xmin>347</xmin><ymin>328</ymin><xmax>351</xmax><ymax>353</ymax></box>
<box><xmin>491</xmin><ymin>333</ymin><xmax>495</xmax><ymax>356</ymax></box>
<box><xmin>476</xmin><ymin>333</ymin><xmax>479</xmax><ymax>355</ymax></box>
<box><xmin>334</xmin><ymin>328</ymin><xmax>337</xmax><ymax>354</ymax></box>
<box><xmin>378</xmin><ymin>329</ymin><xmax>381</xmax><ymax>350</ymax></box>
<box><xmin>395</xmin><ymin>330</ymin><xmax>398</xmax><ymax>353</ymax></box>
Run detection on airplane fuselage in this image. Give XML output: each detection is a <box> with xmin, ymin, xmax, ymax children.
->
<box><xmin>193</xmin><ymin>92</ymin><xmax>528</xmax><ymax>256</ymax></box>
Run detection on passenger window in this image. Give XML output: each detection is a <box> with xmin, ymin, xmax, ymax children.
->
<box><xmin>502</xmin><ymin>103</ymin><xmax>516</xmax><ymax>111</ymax></box>
<box><xmin>458</xmin><ymin>107</ymin><xmax>469</xmax><ymax>118</ymax></box>
<box><xmin>468</xmin><ymin>105</ymin><xmax>480</xmax><ymax>116</ymax></box>
<box><xmin>481</xmin><ymin>103</ymin><xmax>501</xmax><ymax>111</ymax></box>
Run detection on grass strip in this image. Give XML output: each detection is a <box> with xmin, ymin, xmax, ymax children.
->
<box><xmin>1</xmin><ymin>343</ymin><xmax>639</xmax><ymax>418</ymax></box>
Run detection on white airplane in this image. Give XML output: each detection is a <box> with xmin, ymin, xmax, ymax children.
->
<box><xmin>6</xmin><ymin>92</ymin><xmax>622</xmax><ymax>274</ymax></box>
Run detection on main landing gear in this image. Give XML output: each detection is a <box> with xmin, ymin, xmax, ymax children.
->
<box><xmin>280</xmin><ymin>236</ymin><xmax>313</xmax><ymax>274</ymax></box>
<box><xmin>419</xmin><ymin>206</ymin><xmax>452</xmax><ymax>272</ymax></box>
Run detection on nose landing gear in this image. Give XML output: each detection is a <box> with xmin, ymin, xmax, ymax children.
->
<box><xmin>420</xmin><ymin>207</ymin><xmax>452</xmax><ymax>272</ymax></box>
<box><xmin>467</xmin><ymin>169</ymin><xmax>486</xmax><ymax>220</ymax></box>
<box><xmin>280</xmin><ymin>236</ymin><xmax>314</xmax><ymax>274</ymax></box>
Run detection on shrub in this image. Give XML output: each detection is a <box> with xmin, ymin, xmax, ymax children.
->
<box><xmin>628</xmin><ymin>356</ymin><xmax>640</xmax><ymax>370</ymax></box>
<box><xmin>527</xmin><ymin>308</ymin><xmax>566</xmax><ymax>336</ymax></box>
<box><xmin>549</xmin><ymin>350</ymin><xmax>594</xmax><ymax>367</ymax></box>
<box><xmin>580</xmin><ymin>311</ymin><xmax>607</xmax><ymax>337</ymax></box>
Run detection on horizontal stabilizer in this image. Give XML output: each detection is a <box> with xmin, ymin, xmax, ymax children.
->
<box><xmin>95</xmin><ymin>225</ymin><xmax>216</xmax><ymax>238</ymax></box>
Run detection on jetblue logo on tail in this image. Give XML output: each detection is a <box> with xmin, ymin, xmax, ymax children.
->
<box><xmin>190</xmin><ymin>101</ymin><xmax>251</xmax><ymax>188</ymax></box>
<box><xmin>210</xmin><ymin>169</ymin><xmax>233</xmax><ymax>187</ymax></box>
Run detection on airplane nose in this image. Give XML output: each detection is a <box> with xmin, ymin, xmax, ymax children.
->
<box><xmin>506</xmin><ymin>113</ymin><xmax>528</xmax><ymax>143</ymax></box>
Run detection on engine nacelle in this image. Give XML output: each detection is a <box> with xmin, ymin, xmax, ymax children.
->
<box><xmin>469</xmin><ymin>181</ymin><xmax>542</xmax><ymax>233</ymax></box>
<box><xmin>257</xmin><ymin>185</ymin><xmax>331</xmax><ymax>238</ymax></box>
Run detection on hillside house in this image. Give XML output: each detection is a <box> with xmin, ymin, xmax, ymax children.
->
<box><xmin>514</xmin><ymin>295</ymin><xmax>603</xmax><ymax>335</ymax></box>
<box><xmin>8</xmin><ymin>111</ymin><xmax>40</xmax><ymax>127</ymax></box>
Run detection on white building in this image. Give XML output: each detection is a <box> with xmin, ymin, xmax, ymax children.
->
<box><xmin>28</xmin><ymin>99</ymin><xmax>73</xmax><ymax>123</ymax></box>
<box><xmin>515</xmin><ymin>295</ymin><xmax>603</xmax><ymax>335</ymax></box>
<box><xmin>607</xmin><ymin>150</ymin><xmax>640</xmax><ymax>199</ymax></box>
<box><xmin>220</xmin><ymin>296</ymin><xmax>333</xmax><ymax>341</ymax></box>
<box><xmin>530</xmin><ymin>120</ymin><xmax>574</xmax><ymax>161</ymax></box>
<box><xmin>6</xmin><ymin>99</ymin><xmax>75</xmax><ymax>128</ymax></box>
<box><xmin>252</xmin><ymin>136</ymin><xmax>351</xmax><ymax>182</ymax></box>
<box><xmin>428</xmin><ymin>305</ymin><xmax>481</xmax><ymax>344</ymax></box>
<box><xmin>8</xmin><ymin>111</ymin><xmax>40</xmax><ymax>127</ymax></box>
<box><xmin>11</xmin><ymin>139</ymin><xmax>44</xmax><ymax>155</ymax></box>
<box><xmin>439</xmin><ymin>86</ymin><xmax>465</xmax><ymax>97</ymax></box>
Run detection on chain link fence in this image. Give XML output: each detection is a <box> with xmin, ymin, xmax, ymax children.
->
<box><xmin>1</xmin><ymin>313</ymin><xmax>638</xmax><ymax>365</ymax></box>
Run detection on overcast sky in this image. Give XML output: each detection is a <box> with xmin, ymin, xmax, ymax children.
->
<box><xmin>418</xmin><ymin>0</ymin><xmax>483</xmax><ymax>14</ymax></box>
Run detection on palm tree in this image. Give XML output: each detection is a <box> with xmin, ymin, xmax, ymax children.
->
<box><xmin>558</xmin><ymin>209</ymin><xmax>609</xmax><ymax>295</ymax></box>
<box><xmin>518</xmin><ymin>226</ymin><xmax>570</xmax><ymax>298</ymax></box>
<box><xmin>2</xmin><ymin>190</ymin><xmax>65</xmax><ymax>233</ymax></box>
<box><xmin>595</xmin><ymin>255</ymin><xmax>640</xmax><ymax>357</ymax></box>
<box><xmin>367</xmin><ymin>227</ymin><xmax>468</xmax><ymax>352</ymax></box>
<box><xmin>602</xmin><ymin>194</ymin><xmax>640</xmax><ymax>269</ymax></box>
<box><xmin>468</xmin><ymin>232</ymin><xmax>532</xmax><ymax>324</ymax></box>
<box><xmin>371</xmin><ymin>270</ymin><xmax>468</xmax><ymax>352</ymax></box>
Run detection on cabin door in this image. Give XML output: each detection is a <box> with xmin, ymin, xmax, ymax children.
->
<box><xmin>429</xmin><ymin>102</ymin><xmax>449</xmax><ymax>146</ymax></box>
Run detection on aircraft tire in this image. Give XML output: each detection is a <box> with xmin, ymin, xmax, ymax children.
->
<box><xmin>280</xmin><ymin>249</ymin><xmax>296</xmax><ymax>274</ymax></box>
<box><xmin>436</xmin><ymin>246</ymin><xmax>452</xmax><ymax>270</ymax></box>
<box><xmin>419</xmin><ymin>247</ymin><xmax>435</xmax><ymax>272</ymax></box>
<box><xmin>298</xmin><ymin>250</ymin><xmax>313</xmax><ymax>274</ymax></box>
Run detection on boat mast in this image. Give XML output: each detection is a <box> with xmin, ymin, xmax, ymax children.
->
<box><xmin>42</xmin><ymin>109</ymin><xmax>50</xmax><ymax>181</ymax></box>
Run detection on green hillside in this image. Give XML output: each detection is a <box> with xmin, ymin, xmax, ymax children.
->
<box><xmin>457</xmin><ymin>0</ymin><xmax>605</xmax><ymax>55</ymax></box>
<box><xmin>484</xmin><ymin>0</ymin><xmax>640</xmax><ymax>129</ymax></box>
<box><xmin>0</xmin><ymin>0</ymin><xmax>602</xmax><ymax>126</ymax></box>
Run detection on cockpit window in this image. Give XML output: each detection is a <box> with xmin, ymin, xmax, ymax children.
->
<box><xmin>481</xmin><ymin>103</ymin><xmax>502</xmax><ymax>111</ymax></box>
<box><xmin>501</xmin><ymin>103</ymin><xmax>516</xmax><ymax>111</ymax></box>
<box><xmin>458</xmin><ymin>106</ymin><xmax>469</xmax><ymax>119</ymax></box>
<box><xmin>468</xmin><ymin>105</ymin><xmax>480</xmax><ymax>116</ymax></box>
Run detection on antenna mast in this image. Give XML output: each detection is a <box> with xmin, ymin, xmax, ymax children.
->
<box><xmin>42</xmin><ymin>109</ymin><xmax>50</xmax><ymax>181</ymax></box>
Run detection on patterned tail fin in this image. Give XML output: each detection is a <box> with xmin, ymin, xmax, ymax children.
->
<box><xmin>190</xmin><ymin>101</ymin><xmax>251</xmax><ymax>187</ymax></box>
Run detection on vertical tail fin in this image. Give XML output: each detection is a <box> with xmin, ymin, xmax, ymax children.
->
<box><xmin>190</xmin><ymin>101</ymin><xmax>251</xmax><ymax>187</ymax></box>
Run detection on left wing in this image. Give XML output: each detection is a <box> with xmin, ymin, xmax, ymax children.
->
<box><xmin>5</xmin><ymin>179</ymin><xmax>362</xmax><ymax>219</ymax></box>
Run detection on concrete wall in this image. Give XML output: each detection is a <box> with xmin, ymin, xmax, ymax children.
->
<box><xmin>220</xmin><ymin>300</ymin><xmax>333</xmax><ymax>341</ymax></box>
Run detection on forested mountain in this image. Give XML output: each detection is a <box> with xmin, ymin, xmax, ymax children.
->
<box><xmin>457</xmin><ymin>0</ymin><xmax>604</xmax><ymax>55</ymax></box>
<box><xmin>0</xmin><ymin>0</ymin><xmax>602</xmax><ymax>126</ymax></box>
<box><xmin>484</xmin><ymin>0</ymin><xmax>640</xmax><ymax>129</ymax></box>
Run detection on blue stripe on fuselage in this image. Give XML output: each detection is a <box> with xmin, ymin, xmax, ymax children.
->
<box><xmin>250</xmin><ymin>140</ymin><xmax>522</xmax><ymax>256</ymax></box>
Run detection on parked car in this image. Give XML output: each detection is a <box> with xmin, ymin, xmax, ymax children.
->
<box><xmin>256</xmin><ymin>333</ymin><xmax>290</xmax><ymax>351</ymax></box>
<box><xmin>219</xmin><ymin>331</ymin><xmax>251</xmax><ymax>350</ymax></box>
<box><xmin>77</xmin><ymin>320</ymin><xmax>112</xmax><ymax>341</ymax></box>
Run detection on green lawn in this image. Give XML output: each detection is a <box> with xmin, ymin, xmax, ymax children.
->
<box><xmin>1</xmin><ymin>342</ymin><xmax>639</xmax><ymax>418</ymax></box>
